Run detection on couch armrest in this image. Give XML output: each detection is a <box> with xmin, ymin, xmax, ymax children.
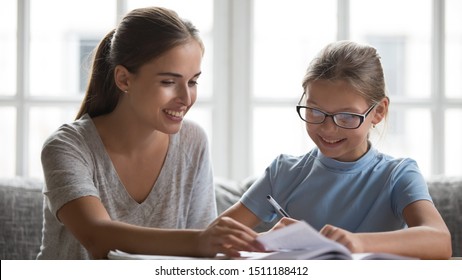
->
<box><xmin>0</xmin><ymin>178</ymin><xmax>44</xmax><ymax>260</ymax></box>
<box><xmin>427</xmin><ymin>177</ymin><xmax>462</xmax><ymax>257</ymax></box>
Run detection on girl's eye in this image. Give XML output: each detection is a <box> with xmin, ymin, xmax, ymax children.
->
<box><xmin>161</xmin><ymin>80</ymin><xmax>175</xmax><ymax>85</ymax></box>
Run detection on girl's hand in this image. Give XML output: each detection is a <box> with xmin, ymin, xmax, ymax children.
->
<box><xmin>270</xmin><ymin>217</ymin><xmax>299</xmax><ymax>231</ymax></box>
<box><xmin>320</xmin><ymin>224</ymin><xmax>364</xmax><ymax>253</ymax></box>
<box><xmin>196</xmin><ymin>216</ymin><xmax>264</xmax><ymax>257</ymax></box>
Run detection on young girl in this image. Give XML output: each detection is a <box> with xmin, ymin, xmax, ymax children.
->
<box><xmin>37</xmin><ymin>7</ymin><xmax>259</xmax><ymax>259</ymax></box>
<box><xmin>218</xmin><ymin>40</ymin><xmax>452</xmax><ymax>259</ymax></box>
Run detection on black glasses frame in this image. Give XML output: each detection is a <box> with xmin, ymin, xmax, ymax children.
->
<box><xmin>296</xmin><ymin>92</ymin><xmax>376</xmax><ymax>129</ymax></box>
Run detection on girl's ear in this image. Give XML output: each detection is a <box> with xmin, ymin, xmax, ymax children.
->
<box><xmin>114</xmin><ymin>65</ymin><xmax>131</xmax><ymax>93</ymax></box>
<box><xmin>372</xmin><ymin>97</ymin><xmax>389</xmax><ymax>125</ymax></box>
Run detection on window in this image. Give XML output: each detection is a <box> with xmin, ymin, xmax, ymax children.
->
<box><xmin>2</xmin><ymin>0</ymin><xmax>462</xmax><ymax>181</ymax></box>
<box><xmin>79</xmin><ymin>39</ymin><xmax>99</xmax><ymax>93</ymax></box>
<box><xmin>251</xmin><ymin>0</ymin><xmax>337</xmax><ymax>176</ymax></box>
<box><xmin>0</xmin><ymin>0</ymin><xmax>17</xmax><ymax>176</ymax></box>
<box><xmin>250</xmin><ymin>0</ymin><xmax>462</xmax><ymax>179</ymax></box>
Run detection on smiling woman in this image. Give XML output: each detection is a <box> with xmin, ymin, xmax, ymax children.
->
<box><xmin>37</xmin><ymin>6</ymin><xmax>259</xmax><ymax>260</ymax></box>
<box><xmin>108</xmin><ymin>41</ymin><xmax>203</xmax><ymax>135</ymax></box>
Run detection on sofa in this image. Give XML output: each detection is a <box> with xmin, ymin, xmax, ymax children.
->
<box><xmin>1</xmin><ymin>176</ymin><xmax>461</xmax><ymax>259</ymax></box>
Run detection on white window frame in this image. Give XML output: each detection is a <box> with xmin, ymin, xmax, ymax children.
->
<box><xmin>4</xmin><ymin>0</ymin><xmax>462</xmax><ymax>180</ymax></box>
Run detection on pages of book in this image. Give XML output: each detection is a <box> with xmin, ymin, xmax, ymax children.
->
<box><xmin>254</xmin><ymin>221</ymin><xmax>414</xmax><ymax>260</ymax></box>
<box><xmin>256</xmin><ymin>221</ymin><xmax>352</xmax><ymax>259</ymax></box>
<box><xmin>107</xmin><ymin>221</ymin><xmax>415</xmax><ymax>260</ymax></box>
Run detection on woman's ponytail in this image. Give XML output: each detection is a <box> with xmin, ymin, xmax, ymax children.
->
<box><xmin>75</xmin><ymin>7</ymin><xmax>204</xmax><ymax>120</ymax></box>
<box><xmin>76</xmin><ymin>29</ymin><xmax>120</xmax><ymax>119</ymax></box>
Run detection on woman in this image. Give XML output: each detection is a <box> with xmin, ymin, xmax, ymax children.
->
<box><xmin>37</xmin><ymin>7</ymin><xmax>259</xmax><ymax>259</ymax></box>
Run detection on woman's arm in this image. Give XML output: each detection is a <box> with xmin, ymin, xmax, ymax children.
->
<box><xmin>58</xmin><ymin>196</ymin><xmax>261</xmax><ymax>259</ymax></box>
<box><xmin>320</xmin><ymin>200</ymin><xmax>452</xmax><ymax>259</ymax></box>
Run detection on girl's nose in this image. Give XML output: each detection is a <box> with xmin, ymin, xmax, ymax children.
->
<box><xmin>320</xmin><ymin>115</ymin><xmax>338</xmax><ymax>131</ymax></box>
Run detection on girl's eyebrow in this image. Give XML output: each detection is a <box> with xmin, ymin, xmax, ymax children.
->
<box><xmin>306</xmin><ymin>101</ymin><xmax>362</xmax><ymax>113</ymax></box>
<box><xmin>157</xmin><ymin>71</ymin><xmax>202</xmax><ymax>78</ymax></box>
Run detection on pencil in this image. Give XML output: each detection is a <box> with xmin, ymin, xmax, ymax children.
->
<box><xmin>266</xmin><ymin>195</ymin><xmax>291</xmax><ymax>218</ymax></box>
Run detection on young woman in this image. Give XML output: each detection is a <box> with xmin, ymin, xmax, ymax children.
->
<box><xmin>37</xmin><ymin>7</ymin><xmax>259</xmax><ymax>259</ymax></box>
<box><xmin>217</xmin><ymin>41</ymin><xmax>452</xmax><ymax>259</ymax></box>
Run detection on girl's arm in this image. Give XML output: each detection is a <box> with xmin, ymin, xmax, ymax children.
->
<box><xmin>58</xmin><ymin>196</ymin><xmax>261</xmax><ymax>259</ymax></box>
<box><xmin>320</xmin><ymin>200</ymin><xmax>452</xmax><ymax>259</ymax></box>
<box><xmin>217</xmin><ymin>201</ymin><xmax>262</xmax><ymax>229</ymax></box>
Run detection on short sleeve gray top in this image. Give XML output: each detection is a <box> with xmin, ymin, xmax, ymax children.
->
<box><xmin>37</xmin><ymin>114</ymin><xmax>216</xmax><ymax>259</ymax></box>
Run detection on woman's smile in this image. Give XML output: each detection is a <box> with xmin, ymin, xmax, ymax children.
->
<box><xmin>164</xmin><ymin>109</ymin><xmax>185</xmax><ymax>121</ymax></box>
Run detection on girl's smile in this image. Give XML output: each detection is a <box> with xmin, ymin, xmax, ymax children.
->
<box><xmin>304</xmin><ymin>79</ymin><xmax>377</xmax><ymax>162</ymax></box>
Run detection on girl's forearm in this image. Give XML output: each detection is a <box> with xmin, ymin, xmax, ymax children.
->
<box><xmin>357</xmin><ymin>226</ymin><xmax>452</xmax><ymax>259</ymax></box>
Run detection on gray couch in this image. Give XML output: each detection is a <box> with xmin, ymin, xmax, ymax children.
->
<box><xmin>1</xmin><ymin>176</ymin><xmax>461</xmax><ymax>259</ymax></box>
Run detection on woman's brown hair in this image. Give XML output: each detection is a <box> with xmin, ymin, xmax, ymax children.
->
<box><xmin>76</xmin><ymin>7</ymin><xmax>204</xmax><ymax>119</ymax></box>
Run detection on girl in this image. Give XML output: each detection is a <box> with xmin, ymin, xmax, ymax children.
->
<box><xmin>218</xmin><ymin>41</ymin><xmax>452</xmax><ymax>259</ymax></box>
<box><xmin>37</xmin><ymin>7</ymin><xmax>258</xmax><ymax>259</ymax></box>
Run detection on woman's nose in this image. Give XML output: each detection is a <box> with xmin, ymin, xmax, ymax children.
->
<box><xmin>177</xmin><ymin>86</ymin><xmax>192</xmax><ymax>105</ymax></box>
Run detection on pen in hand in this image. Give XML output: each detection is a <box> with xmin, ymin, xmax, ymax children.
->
<box><xmin>267</xmin><ymin>195</ymin><xmax>291</xmax><ymax>218</ymax></box>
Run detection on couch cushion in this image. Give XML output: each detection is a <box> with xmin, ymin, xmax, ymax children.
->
<box><xmin>0</xmin><ymin>178</ymin><xmax>44</xmax><ymax>260</ymax></box>
<box><xmin>214</xmin><ymin>177</ymin><xmax>244</xmax><ymax>214</ymax></box>
<box><xmin>427</xmin><ymin>177</ymin><xmax>462</xmax><ymax>257</ymax></box>
<box><xmin>1</xmin><ymin>176</ymin><xmax>460</xmax><ymax>259</ymax></box>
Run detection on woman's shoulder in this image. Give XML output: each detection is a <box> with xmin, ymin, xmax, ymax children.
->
<box><xmin>181</xmin><ymin>118</ymin><xmax>207</xmax><ymax>135</ymax></box>
<box><xmin>42</xmin><ymin>114</ymin><xmax>96</xmax><ymax>149</ymax></box>
<box><xmin>176</xmin><ymin>119</ymin><xmax>209</xmax><ymax>144</ymax></box>
<box><xmin>168</xmin><ymin>119</ymin><xmax>210</xmax><ymax>157</ymax></box>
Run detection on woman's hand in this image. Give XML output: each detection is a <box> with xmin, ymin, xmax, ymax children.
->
<box><xmin>320</xmin><ymin>224</ymin><xmax>364</xmax><ymax>253</ymax></box>
<box><xmin>196</xmin><ymin>216</ymin><xmax>264</xmax><ymax>257</ymax></box>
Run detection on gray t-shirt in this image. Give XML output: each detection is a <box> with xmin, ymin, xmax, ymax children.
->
<box><xmin>37</xmin><ymin>114</ymin><xmax>216</xmax><ymax>259</ymax></box>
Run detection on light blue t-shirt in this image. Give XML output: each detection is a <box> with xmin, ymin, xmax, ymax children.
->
<box><xmin>241</xmin><ymin>147</ymin><xmax>432</xmax><ymax>233</ymax></box>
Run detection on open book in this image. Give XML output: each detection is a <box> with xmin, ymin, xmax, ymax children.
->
<box><xmin>107</xmin><ymin>221</ymin><xmax>414</xmax><ymax>260</ymax></box>
<box><xmin>251</xmin><ymin>221</ymin><xmax>414</xmax><ymax>260</ymax></box>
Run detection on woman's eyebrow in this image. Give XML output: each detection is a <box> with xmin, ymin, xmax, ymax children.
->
<box><xmin>157</xmin><ymin>71</ymin><xmax>202</xmax><ymax>78</ymax></box>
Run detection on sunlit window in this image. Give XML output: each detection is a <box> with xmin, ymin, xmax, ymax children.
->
<box><xmin>1</xmin><ymin>0</ymin><xmax>461</xmax><ymax>180</ymax></box>
<box><xmin>252</xmin><ymin>0</ymin><xmax>336</xmax><ymax>174</ymax></box>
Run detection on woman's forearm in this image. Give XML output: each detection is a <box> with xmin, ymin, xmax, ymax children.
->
<box><xmin>81</xmin><ymin>220</ymin><xmax>203</xmax><ymax>259</ymax></box>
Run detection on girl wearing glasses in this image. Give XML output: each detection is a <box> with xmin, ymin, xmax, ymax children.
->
<box><xmin>217</xmin><ymin>41</ymin><xmax>451</xmax><ymax>259</ymax></box>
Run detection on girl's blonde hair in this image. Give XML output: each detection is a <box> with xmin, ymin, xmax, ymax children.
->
<box><xmin>302</xmin><ymin>40</ymin><xmax>388</xmax><ymax>107</ymax></box>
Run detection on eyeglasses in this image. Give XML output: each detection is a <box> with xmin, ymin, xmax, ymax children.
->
<box><xmin>296</xmin><ymin>94</ymin><xmax>376</xmax><ymax>129</ymax></box>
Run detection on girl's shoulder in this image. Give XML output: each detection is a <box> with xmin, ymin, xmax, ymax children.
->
<box><xmin>269</xmin><ymin>149</ymin><xmax>318</xmax><ymax>173</ymax></box>
<box><xmin>373</xmin><ymin>150</ymin><xmax>424</xmax><ymax>184</ymax></box>
<box><xmin>375</xmin><ymin>150</ymin><xmax>419</xmax><ymax>170</ymax></box>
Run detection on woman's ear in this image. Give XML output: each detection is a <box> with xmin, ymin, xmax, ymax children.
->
<box><xmin>114</xmin><ymin>65</ymin><xmax>131</xmax><ymax>93</ymax></box>
<box><xmin>372</xmin><ymin>97</ymin><xmax>389</xmax><ymax>125</ymax></box>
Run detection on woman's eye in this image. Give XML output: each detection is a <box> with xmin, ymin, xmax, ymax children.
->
<box><xmin>188</xmin><ymin>80</ymin><xmax>198</xmax><ymax>87</ymax></box>
<box><xmin>161</xmin><ymin>80</ymin><xmax>175</xmax><ymax>85</ymax></box>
